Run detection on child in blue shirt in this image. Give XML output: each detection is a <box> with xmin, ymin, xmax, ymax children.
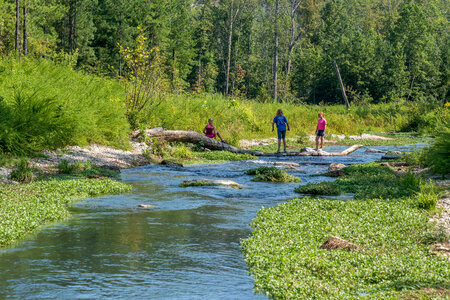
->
<box><xmin>272</xmin><ymin>109</ymin><xmax>290</xmax><ymax>153</ymax></box>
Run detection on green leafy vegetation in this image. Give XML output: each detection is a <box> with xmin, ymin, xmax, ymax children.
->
<box><xmin>194</xmin><ymin>151</ymin><xmax>257</xmax><ymax>161</ymax></box>
<box><xmin>294</xmin><ymin>182</ymin><xmax>341</xmax><ymax>195</ymax></box>
<box><xmin>56</xmin><ymin>160</ymin><xmax>119</xmax><ymax>178</ymax></box>
<box><xmin>241</xmin><ymin>197</ymin><xmax>450</xmax><ymax>299</ymax></box>
<box><xmin>9</xmin><ymin>158</ymin><xmax>34</xmax><ymax>183</ymax></box>
<box><xmin>0</xmin><ymin>178</ymin><xmax>132</xmax><ymax>247</ymax></box>
<box><xmin>295</xmin><ymin>163</ymin><xmax>440</xmax><ymax>208</ymax></box>
<box><xmin>245</xmin><ymin>167</ymin><xmax>301</xmax><ymax>183</ymax></box>
<box><xmin>421</xmin><ymin>130</ymin><xmax>450</xmax><ymax>176</ymax></box>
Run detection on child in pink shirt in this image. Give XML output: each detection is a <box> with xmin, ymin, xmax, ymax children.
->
<box><xmin>315</xmin><ymin>112</ymin><xmax>327</xmax><ymax>151</ymax></box>
<box><xmin>203</xmin><ymin>118</ymin><xmax>224</xmax><ymax>142</ymax></box>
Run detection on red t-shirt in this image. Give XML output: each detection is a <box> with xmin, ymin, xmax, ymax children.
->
<box><xmin>317</xmin><ymin>118</ymin><xmax>327</xmax><ymax>130</ymax></box>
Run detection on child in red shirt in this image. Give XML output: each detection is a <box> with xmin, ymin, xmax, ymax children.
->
<box><xmin>203</xmin><ymin>118</ymin><xmax>224</xmax><ymax>142</ymax></box>
<box><xmin>315</xmin><ymin>112</ymin><xmax>327</xmax><ymax>151</ymax></box>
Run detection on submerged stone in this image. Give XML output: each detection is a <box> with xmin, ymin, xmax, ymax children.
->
<box><xmin>160</xmin><ymin>160</ymin><xmax>184</xmax><ymax>167</ymax></box>
<box><xmin>137</xmin><ymin>204</ymin><xmax>155</xmax><ymax>209</ymax></box>
<box><xmin>180</xmin><ymin>179</ymin><xmax>242</xmax><ymax>189</ymax></box>
<box><xmin>328</xmin><ymin>163</ymin><xmax>346</xmax><ymax>171</ymax></box>
<box><xmin>365</xmin><ymin>148</ymin><xmax>387</xmax><ymax>153</ymax></box>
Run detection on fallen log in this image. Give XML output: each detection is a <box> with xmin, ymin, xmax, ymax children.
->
<box><xmin>142</xmin><ymin>128</ymin><xmax>363</xmax><ymax>157</ymax></box>
<box><xmin>142</xmin><ymin>127</ymin><xmax>265</xmax><ymax>155</ymax></box>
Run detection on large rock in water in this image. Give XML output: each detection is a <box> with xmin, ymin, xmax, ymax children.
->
<box><xmin>325</xmin><ymin>163</ymin><xmax>346</xmax><ymax>176</ymax></box>
<box><xmin>365</xmin><ymin>148</ymin><xmax>387</xmax><ymax>153</ymax></box>
<box><xmin>160</xmin><ymin>160</ymin><xmax>184</xmax><ymax>167</ymax></box>
<box><xmin>180</xmin><ymin>179</ymin><xmax>242</xmax><ymax>189</ymax></box>
<box><xmin>328</xmin><ymin>163</ymin><xmax>346</xmax><ymax>171</ymax></box>
<box><xmin>320</xmin><ymin>237</ymin><xmax>360</xmax><ymax>251</ymax></box>
<box><xmin>300</xmin><ymin>147</ymin><xmax>316</xmax><ymax>153</ymax></box>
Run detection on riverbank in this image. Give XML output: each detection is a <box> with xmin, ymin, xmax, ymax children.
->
<box><xmin>241</xmin><ymin>160</ymin><xmax>450</xmax><ymax>298</ymax></box>
<box><xmin>0</xmin><ymin>178</ymin><xmax>131</xmax><ymax>247</ymax></box>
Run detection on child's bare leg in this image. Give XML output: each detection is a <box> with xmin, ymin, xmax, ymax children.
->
<box><xmin>277</xmin><ymin>139</ymin><xmax>281</xmax><ymax>152</ymax></box>
<box><xmin>282</xmin><ymin>138</ymin><xmax>287</xmax><ymax>151</ymax></box>
<box><xmin>320</xmin><ymin>136</ymin><xmax>324</xmax><ymax>149</ymax></box>
<box><xmin>216</xmin><ymin>132</ymin><xmax>224</xmax><ymax>142</ymax></box>
<box><xmin>315</xmin><ymin>136</ymin><xmax>319</xmax><ymax>150</ymax></box>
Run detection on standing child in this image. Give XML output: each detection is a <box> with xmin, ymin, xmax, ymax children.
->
<box><xmin>203</xmin><ymin>118</ymin><xmax>224</xmax><ymax>142</ymax></box>
<box><xmin>272</xmin><ymin>109</ymin><xmax>290</xmax><ymax>153</ymax></box>
<box><xmin>315</xmin><ymin>112</ymin><xmax>327</xmax><ymax>151</ymax></box>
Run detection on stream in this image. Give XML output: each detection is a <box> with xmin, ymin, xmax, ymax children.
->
<box><xmin>0</xmin><ymin>145</ymin><xmax>425</xmax><ymax>299</ymax></box>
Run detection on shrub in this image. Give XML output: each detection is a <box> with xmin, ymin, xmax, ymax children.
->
<box><xmin>294</xmin><ymin>182</ymin><xmax>341</xmax><ymax>195</ymax></box>
<box><xmin>245</xmin><ymin>167</ymin><xmax>301</xmax><ymax>183</ymax></box>
<box><xmin>0</xmin><ymin>58</ymin><xmax>130</xmax><ymax>155</ymax></box>
<box><xmin>296</xmin><ymin>128</ymin><xmax>309</xmax><ymax>144</ymax></box>
<box><xmin>9</xmin><ymin>159</ymin><xmax>34</xmax><ymax>183</ymax></box>
<box><xmin>422</xmin><ymin>129</ymin><xmax>450</xmax><ymax>176</ymax></box>
<box><xmin>57</xmin><ymin>160</ymin><xmax>78</xmax><ymax>174</ymax></box>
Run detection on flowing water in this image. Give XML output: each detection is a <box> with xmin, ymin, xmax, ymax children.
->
<box><xmin>0</xmin><ymin>145</ymin><xmax>425</xmax><ymax>299</ymax></box>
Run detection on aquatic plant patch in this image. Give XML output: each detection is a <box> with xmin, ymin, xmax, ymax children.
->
<box><xmin>180</xmin><ymin>180</ymin><xmax>218</xmax><ymax>187</ymax></box>
<box><xmin>180</xmin><ymin>179</ymin><xmax>242</xmax><ymax>189</ymax></box>
<box><xmin>0</xmin><ymin>178</ymin><xmax>131</xmax><ymax>247</ymax></box>
<box><xmin>241</xmin><ymin>197</ymin><xmax>450</xmax><ymax>299</ymax></box>
<box><xmin>245</xmin><ymin>167</ymin><xmax>301</xmax><ymax>183</ymax></box>
<box><xmin>294</xmin><ymin>182</ymin><xmax>341</xmax><ymax>195</ymax></box>
<box><xmin>296</xmin><ymin>163</ymin><xmax>439</xmax><ymax>205</ymax></box>
<box><xmin>194</xmin><ymin>151</ymin><xmax>257</xmax><ymax>161</ymax></box>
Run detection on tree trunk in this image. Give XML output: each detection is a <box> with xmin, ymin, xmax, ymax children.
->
<box><xmin>15</xmin><ymin>0</ymin><xmax>20</xmax><ymax>54</ymax></box>
<box><xmin>22</xmin><ymin>0</ymin><xmax>27</xmax><ymax>56</ymax></box>
<box><xmin>225</xmin><ymin>0</ymin><xmax>234</xmax><ymax>97</ymax></box>
<box><xmin>68</xmin><ymin>0</ymin><xmax>74</xmax><ymax>52</ymax></box>
<box><xmin>286</xmin><ymin>13</ymin><xmax>295</xmax><ymax>82</ymax></box>
<box><xmin>333</xmin><ymin>61</ymin><xmax>350</xmax><ymax>109</ymax></box>
<box><xmin>273</xmin><ymin>0</ymin><xmax>279</xmax><ymax>102</ymax></box>
<box><xmin>141</xmin><ymin>128</ymin><xmax>363</xmax><ymax>157</ymax></box>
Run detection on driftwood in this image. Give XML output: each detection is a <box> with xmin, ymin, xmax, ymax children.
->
<box><xmin>142</xmin><ymin>128</ymin><xmax>363</xmax><ymax>157</ymax></box>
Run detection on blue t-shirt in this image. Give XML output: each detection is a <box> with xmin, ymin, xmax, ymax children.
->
<box><xmin>273</xmin><ymin>115</ymin><xmax>288</xmax><ymax>131</ymax></box>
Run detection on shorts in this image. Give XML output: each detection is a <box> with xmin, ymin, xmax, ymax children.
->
<box><xmin>316</xmin><ymin>130</ymin><xmax>325</xmax><ymax>137</ymax></box>
<box><xmin>277</xmin><ymin>130</ymin><xmax>286</xmax><ymax>139</ymax></box>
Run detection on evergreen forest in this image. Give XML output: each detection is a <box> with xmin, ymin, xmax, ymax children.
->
<box><xmin>1</xmin><ymin>0</ymin><xmax>448</xmax><ymax>104</ymax></box>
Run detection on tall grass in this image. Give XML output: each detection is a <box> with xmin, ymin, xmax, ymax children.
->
<box><xmin>0</xmin><ymin>57</ymin><xmax>446</xmax><ymax>156</ymax></box>
<box><xmin>0</xmin><ymin>58</ymin><xmax>129</xmax><ymax>155</ymax></box>
<box><xmin>144</xmin><ymin>93</ymin><xmax>447</xmax><ymax>142</ymax></box>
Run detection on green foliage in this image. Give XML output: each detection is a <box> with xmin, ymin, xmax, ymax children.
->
<box><xmin>422</xmin><ymin>129</ymin><xmax>450</xmax><ymax>175</ymax></box>
<box><xmin>245</xmin><ymin>167</ymin><xmax>301</xmax><ymax>183</ymax></box>
<box><xmin>294</xmin><ymin>182</ymin><xmax>341</xmax><ymax>196</ymax></box>
<box><xmin>299</xmin><ymin>163</ymin><xmax>440</xmax><ymax>206</ymax></box>
<box><xmin>56</xmin><ymin>159</ymin><xmax>117</xmax><ymax>178</ymax></box>
<box><xmin>295</xmin><ymin>128</ymin><xmax>309</xmax><ymax>145</ymax></box>
<box><xmin>404</xmin><ymin>150</ymin><xmax>426</xmax><ymax>166</ymax></box>
<box><xmin>194</xmin><ymin>151</ymin><xmax>256</xmax><ymax>161</ymax></box>
<box><xmin>9</xmin><ymin>159</ymin><xmax>34</xmax><ymax>183</ymax></box>
<box><xmin>119</xmin><ymin>27</ymin><xmax>168</xmax><ymax>128</ymax></box>
<box><xmin>1</xmin><ymin>0</ymin><xmax>448</xmax><ymax>104</ymax></box>
<box><xmin>57</xmin><ymin>159</ymin><xmax>81</xmax><ymax>174</ymax></box>
<box><xmin>241</xmin><ymin>197</ymin><xmax>450</xmax><ymax>299</ymax></box>
<box><xmin>0</xmin><ymin>178</ymin><xmax>132</xmax><ymax>247</ymax></box>
<box><xmin>0</xmin><ymin>58</ymin><xmax>129</xmax><ymax>155</ymax></box>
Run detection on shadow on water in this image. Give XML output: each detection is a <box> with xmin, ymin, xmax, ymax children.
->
<box><xmin>0</xmin><ymin>145</ymin><xmax>426</xmax><ymax>299</ymax></box>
